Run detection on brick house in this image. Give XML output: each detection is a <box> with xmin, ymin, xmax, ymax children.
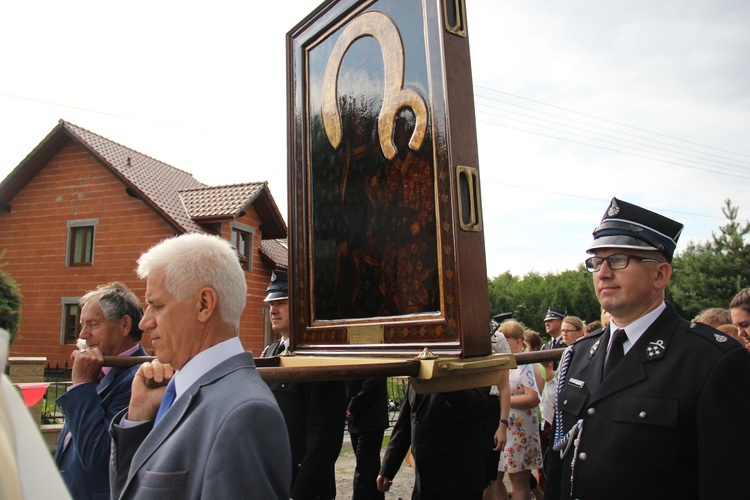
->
<box><xmin>0</xmin><ymin>120</ymin><xmax>288</xmax><ymax>366</ymax></box>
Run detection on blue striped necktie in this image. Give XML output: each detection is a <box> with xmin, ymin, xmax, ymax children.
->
<box><xmin>553</xmin><ymin>346</ymin><xmax>573</xmax><ymax>449</ymax></box>
<box><xmin>154</xmin><ymin>379</ymin><xmax>176</xmax><ymax>425</ymax></box>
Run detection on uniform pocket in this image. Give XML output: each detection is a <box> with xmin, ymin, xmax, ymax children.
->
<box><xmin>142</xmin><ymin>470</ymin><xmax>188</xmax><ymax>490</ymax></box>
<box><xmin>607</xmin><ymin>396</ymin><xmax>678</xmax><ymax>465</ymax></box>
<box><xmin>612</xmin><ymin>396</ymin><xmax>678</xmax><ymax>427</ymax></box>
<box><xmin>558</xmin><ymin>381</ymin><xmax>589</xmax><ymax>417</ymax></box>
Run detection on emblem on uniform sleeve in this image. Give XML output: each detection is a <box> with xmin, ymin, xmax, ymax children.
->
<box><xmin>714</xmin><ymin>334</ymin><xmax>728</xmax><ymax>343</ymax></box>
<box><xmin>646</xmin><ymin>339</ymin><xmax>667</xmax><ymax>359</ymax></box>
<box><xmin>588</xmin><ymin>339</ymin><xmax>601</xmax><ymax>359</ymax></box>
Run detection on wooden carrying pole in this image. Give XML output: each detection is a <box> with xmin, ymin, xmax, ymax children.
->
<box><xmin>101</xmin><ymin>348</ymin><xmax>565</xmax><ymax>386</ymax></box>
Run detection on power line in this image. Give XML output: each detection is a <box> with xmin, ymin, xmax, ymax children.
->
<box><xmin>3</xmin><ymin>89</ymin><xmax>746</xmax><ymax>221</ymax></box>
<box><xmin>476</xmin><ymin>117</ymin><xmax>750</xmax><ymax>180</ymax></box>
<box><xmin>474</xmin><ymin>85</ymin><xmax>750</xmax><ymax>161</ymax></box>
<box><xmin>475</xmin><ymin>96</ymin><xmax>750</xmax><ymax>174</ymax></box>
<box><xmin>0</xmin><ymin>92</ymin><xmax>242</xmax><ymax>140</ymax></box>
<box><xmin>479</xmin><ymin>180</ymin><xmax>743</xmax><ymax>223</ymax></box>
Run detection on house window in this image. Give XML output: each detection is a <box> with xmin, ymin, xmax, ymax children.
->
<box><xmin>231</xmin><ymin>223</ymin><xmax>255</xmax><ymax>271</ymax></box>
<box><xmin>66</xmin><ymin>219</ymin><xmax>97</xmax><ymax>266</ymax></box>
<box><xmin>61</xmin><ymin>299</ymin><xmax>81</xmax><ymax>344</ymax></box>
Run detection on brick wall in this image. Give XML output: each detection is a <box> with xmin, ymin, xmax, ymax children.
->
<box><xmin>220</xmin><ymin>211</ymin><xmax>275</xmax><ymax>356</ymax></box>
<box><xmin>0</xmin><ymin>140</ymin><xmax>273</xmax><ymax>364</ymax></box>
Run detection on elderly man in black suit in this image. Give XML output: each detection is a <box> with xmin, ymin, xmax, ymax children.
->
<box><xmin>546</xmin><ymin>198</ymin><xmax>750</xmax><ymax>499</ymax></box>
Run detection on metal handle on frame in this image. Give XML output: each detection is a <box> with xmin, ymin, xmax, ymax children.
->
<box><xmin>456</xmin><ymin>165</ymin><xmax>482</xmax><ymax>232</ymax></box>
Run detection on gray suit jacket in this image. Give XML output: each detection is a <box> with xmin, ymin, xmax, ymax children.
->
<box><xmin>109</xmin><ymin>352</ymin><xmax>291</xmax><ymax>500</ymax></box>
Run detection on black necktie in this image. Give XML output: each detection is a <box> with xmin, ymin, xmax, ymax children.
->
<box><xmin>604</xmin><ymin>329</ymin><xmax>627</xmax><ymax>378</ymax></box>
<box><xmin>275</xmin><ymin>341</ymin><xmax>286</xmax><ymax>356</ymax></box>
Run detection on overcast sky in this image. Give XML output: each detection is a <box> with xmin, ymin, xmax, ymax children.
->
<box><xmin>1</xmin><ymin>0</ymin><xmax>748</xmax><ymax>278</ymax></box>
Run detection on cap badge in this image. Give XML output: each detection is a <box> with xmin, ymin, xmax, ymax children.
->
<box><xmin>607</xmin><ymin>199</ymin><xmax>620</xmax><ymax>217</ymax></box>
<box><xmin>714</xmin><ymin>334</ymin><xmax>728</xmax><ymax>343</ymax></box>
<box><xmin>646</xmin><ymin>339</ymin><xmax>667</xmax><ymax>359</ymax></box>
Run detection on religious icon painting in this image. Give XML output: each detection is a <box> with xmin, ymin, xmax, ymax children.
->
<box><xmin>287</xmin><ymin>0</ymin><xmax>491</xmax><ymax>357</ymax></box>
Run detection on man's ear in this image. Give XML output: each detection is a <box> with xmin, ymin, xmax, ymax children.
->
<box><xmin>121</xmin><ymin>315</ymin><xmax>132</xmax><ymax>337</ymax></box>
<box><xmin>197</xmin><ymin>287</ymin><xmax>218</xmax><ymax>323</ymax></box>
<box><xmin>654</xmin><ymin>262</ymin><xmax>673</xmax><ymax>291</ymax></box>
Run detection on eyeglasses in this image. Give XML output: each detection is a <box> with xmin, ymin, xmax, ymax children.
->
<box><xmin>560</xmin><ymin>329</ymin><xmax>580</xmax><ymax>334</ymax></box>
<box><xmin>584</xmin><ymin>253</ymin><xmax>661</xmax><ymax>273</ymax></box>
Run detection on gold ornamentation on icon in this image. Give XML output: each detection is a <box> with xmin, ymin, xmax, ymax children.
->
<box><xmin>322</xmin><ymin>11</ymin><xmax>428</xmax><ymax>160</ymax></box>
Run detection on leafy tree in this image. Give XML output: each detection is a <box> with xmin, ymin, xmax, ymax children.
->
<box><xmin>488</xmin><ymin>266</ymin><xmax>600</xmax><ymax>341</ymax></box>
<box><xmin>670</xmin><ymin>199</ymin><xmax>750</xmax><ymax>319</ymax></box>
<box><xmin>487</xmin><ymin>271</ymin><xmax>518</xmax><ymax>318</ymax></box>
<box><xmin>488</xmin><ymin>199</ymin><xmax>748</xmax><ymax>338</ymax></box>
<box><xmin>0</xmin><ymin>250</ymin><xmax>22</xmax><ymax>344</ymax></box>
<box><xmin>551</xmin><ymin>266</ymin><xmax>600</xmax><ymax>326</ymax></box>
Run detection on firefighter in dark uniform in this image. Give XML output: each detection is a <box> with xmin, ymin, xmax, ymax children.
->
<box><xmin>261</xmin><ymin>270</ymin><xmax>347</xmax><ymax>500</ymax></box>
<box><xmin>541</xmin><ymin>307</ymin><xmax>566</xmax><ymax>352</ymax></box>
<box><xmin>546</xmin><ymin>197</ymin><xmax>750</xmax><ymax>499</ymax></box>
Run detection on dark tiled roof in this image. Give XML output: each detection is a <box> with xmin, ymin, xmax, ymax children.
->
<box><xmin>180</xmin><ymin>183</ymin><xmax>266</xmax><ymax>220</ymax></box>
<box><xmin>259</xmin><ymin>239</ymin><xmax>288</xmax><ymax>270</ymax></box>
<box><xmin>62</xmin><ymin>121</ymin><xmax>207</xmax><ymax>233</ymax></box>
<box><xmin>0</xmin><ymin>120</ymin><xmax>287</xmax><ymax>239</ymax></box>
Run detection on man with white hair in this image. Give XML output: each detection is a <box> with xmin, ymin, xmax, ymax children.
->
<box><xmin>109</xmin><ymin>233</ymin><xmax>291</xmax><ymax>499</ymax></box>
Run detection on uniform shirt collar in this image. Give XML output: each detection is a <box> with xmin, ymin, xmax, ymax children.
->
<box><xmin>171</xmin><ymin>337</ymin><xmax>244</xmax><ymax>401</ymax></box>
<box><xmin>609</xmin><ymin>302</ymin><xmax>666</xmax><ymax>354</ymax></box>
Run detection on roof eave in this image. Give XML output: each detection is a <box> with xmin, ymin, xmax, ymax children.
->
<box><xmin>0</xmin><ymin>120</ymin><xmax>68</xmax><ymax>207</ymax></box>
<box><xmin>254</xmin><ymin>184</ymin><xmax>287</xmax><ymax>240</ymax></box>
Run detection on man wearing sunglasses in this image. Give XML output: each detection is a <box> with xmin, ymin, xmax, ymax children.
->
<box><xmin>545</xmin><ymin>198</ymin><xmax>750</xmax><ymax>499</ymax></box>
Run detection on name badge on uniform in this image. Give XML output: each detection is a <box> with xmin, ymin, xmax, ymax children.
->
<box><xmin>567</xmin><ymin>378</ymin><xmax>585</xmax><ymax>388</ymax></box>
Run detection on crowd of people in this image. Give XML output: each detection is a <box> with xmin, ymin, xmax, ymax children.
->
<box><xmin>4</xmin><ymin>197</ymin><xmax>750</xmax><ymax>499</ymax></box>
<box><xmin>377</xmin><ymin>198</ymin><xmax>750</xmax><ymax>500</ymax></box>
<box><xmin>479</xmin><ymin>308</ymin><xmax>606</xmax><ymax>500</ymax></box>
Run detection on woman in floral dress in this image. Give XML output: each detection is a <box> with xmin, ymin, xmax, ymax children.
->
<box><xmin>495</xmin><ymin>320</ymin><xmax>542</xmax><ymax>500</ymax></box>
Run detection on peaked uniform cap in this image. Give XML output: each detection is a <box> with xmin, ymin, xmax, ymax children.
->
<box><xmin>544</xmin><ymin>307</ymin><xmax>566</xmax><ymax>321</ymax></box>
<box><xmin>493</xmin><ymin>312</ymin><xmax>514</xmax><ymax>324</ymax></box>
<box><xmin>264</xmin><ymin>270</ymin><xmax>288</xmax><ymax>302</ymax></box>
<box><xmin>587</xmin><ymin>197</ymin><xmax>684</xmax><ymax>261</ymax></box>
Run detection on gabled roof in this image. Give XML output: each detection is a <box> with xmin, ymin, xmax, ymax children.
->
<box><xmin>259</xmin><ymin>239</ymin><xmax>289</xmax><ymax>270</ymax></box>
<box><xmin>65</xmin><ymin>121</ymin><xmax>208</xmax><ymax>233</ymax></box>
<box><xmin>181</xmin><ymin>183</ymin><xmax>266</xmax><ymax>220</ymax></box>
<box><xmin>0</xmin><ymin>120</ymin><xmax>287</xmax><ymax>238</ymax></box>
<box><xmin>180</xmin><ymin>182</ymin><xmax>287</xmax><ymax>239</ymax></box>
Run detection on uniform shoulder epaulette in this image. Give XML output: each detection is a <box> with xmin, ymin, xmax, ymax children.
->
<box><xmin>583</xmin><ymin>327</ymin><xmax>606</xmax><ymax>341</ymax></box>
<box><xmin>571</xmin><ymin>328</ymin><xmax>604</xmax><ymax>359</ymax></box>
<box><xmin>587</xmin><ymin>327</ymin><xmax>605</xmax><ymax>338</ymax></box>
<box><xmin>687</xmin><ymin>321</ymin><xmax>740</xmax><ymax>351</ymax></box>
